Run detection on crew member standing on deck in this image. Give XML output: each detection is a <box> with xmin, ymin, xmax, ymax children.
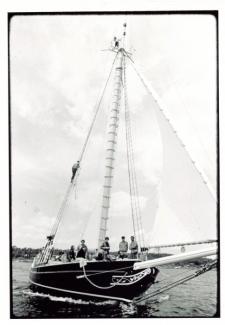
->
<box><xmin>100</xmin><ymin>236</ymin><xmax>110</xmax><ymax>260</ymax></box>
<box><xmin>118</xmin><ymin>236</ymin><xmax>128</xmax><ymax>259</ymax></box>
<box><xmin>77</xmin><ymin>239</ymin><xmax>88</xmax><ymax>259</ymax></box>
<box><xmin>71</xmin><ymin>161</ymin><xmax>80</xmax><ymax>182</ymax></box>
<box><xmin>129</xmin><ymin>236</ymin><xmax>138</xmax><ymax>259</ymax></box>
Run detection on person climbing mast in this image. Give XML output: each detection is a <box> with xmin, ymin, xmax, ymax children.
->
<box><xmin>71</xmin><ymin>160</ymin><xmax>80</xmax><ymax>182</ymax></box>
<box><xmin>113</xmin><ymin>36</ymin><xmax>121</xmax><ymax>49</ymax></box>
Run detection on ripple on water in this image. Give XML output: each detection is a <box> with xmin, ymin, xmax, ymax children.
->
<box><xmin>12</xmin><ymin>260</ymin><xmax>218</xmax><ymax>318</ymax></box>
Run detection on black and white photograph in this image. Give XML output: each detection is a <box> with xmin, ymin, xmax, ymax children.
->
<box><xmin>8</xmin><ymin>11</ymin><xmax>219</xmax><ymax>318</ymax></box>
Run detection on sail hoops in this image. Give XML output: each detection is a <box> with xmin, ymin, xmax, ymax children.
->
<box><xmin>98</xmin><ymin>49</ymin><xmax>124</xmax><ymax>248</ymax></box>
<box><xmin>98</xmin><ymin>44</ymin><xmax>147</xmax><ymax>249</ymax></box>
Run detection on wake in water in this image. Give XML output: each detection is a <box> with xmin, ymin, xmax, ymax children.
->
<box><xmin>158</xmin><ymin>294</ymin><xmax>170</xmax><ymax>302</ymax></box>
<box><xmin>12</xmin><ymin>261</ymin><xmax>218</xmax><ymax>317</ymax></box>
<box><xmin>22</xmin><ymin>289</ymin><xmax>118</xmax><ymax>306</ymax></box>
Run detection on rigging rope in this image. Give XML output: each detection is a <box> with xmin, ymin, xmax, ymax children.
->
<box><xmin>133</xmin><ymin>259</ymin><xmax>217</xmax><ymax>304</ymax></box>
<box><xmin>50</xmin><ymin>182</ymin><xmax>74</xmax><ymax>238</ymax></box>
<box><xmin>148</xmin><ymin>239</ymin><xmax>218</xmax><ymax>250</ymax></box>
<box><xmin>127</xmin><ymin>57</ymin><xmax>217</xmax><ymax>202</ymax></box>
<box><xmin>123</xmin><ymin>60</ymin><xmax>137</xmax><ymax>241</ymax></box>
<box><xmin>78</xmin><ymin>52</ymin><xmax>119</xmax><ymax>164</ymax></box>
<box><xmin>124</xmin><ymin>59</ymin><xmax>143</xmax><ymax>249</ymax></box>
<box><xmin>77</xmin><ymin>264</ymin><xmax>133</xmax><ymax>278</ymax></box>
<box><xmin>165</xmin><ymin>65</ymin><xmax>215</xmax><ymax>172</ymax></box>
<box><xmin>123</xmin><ymin>54</ymin><xmax>146</xmax><ymax>250</ymax></box>
<box><xmin>81</xmin><ymin>265</ymin><xmax>127</xmax><ymax>290</ymax></box>
<box><xmin>45</xmin><ymin>52</ymin><xmax>119</xmax><ymax>244</ymax></box>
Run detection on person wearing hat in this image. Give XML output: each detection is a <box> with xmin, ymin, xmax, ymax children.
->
<box><xmin>100</xmin><ymin>236</ymin><xmax>110</xmax><ymax>260</ymax></box>
<box><xmin>71</xmin><ymin>160</ymin><xmax>80</xmax><ymax>182</ymax></box>
<box><xmin>118</xmin><ymin>236</ymin><xmax>128</xmax><ymax>259</ymax></box>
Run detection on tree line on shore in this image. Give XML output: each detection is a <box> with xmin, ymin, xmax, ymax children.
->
<box><xmin>12</xmin><ymin>246</ymin><xmax>63</xmax><ymax>259</ymax></box>
<box><xmin>11</xmin><ymin>245</ymin><xmax>163</xmax><ymax>260</ymax></box>
<box><xmin>11</xmin><ymin>245</ymin><xmax>211</xmax><ymax>266</ymax></box>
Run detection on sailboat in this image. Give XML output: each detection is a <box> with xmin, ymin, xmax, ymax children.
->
<box><xmin>29</xmin><ymin>23</ymin><xmax>218</xmax><ymax>304</ymax></box>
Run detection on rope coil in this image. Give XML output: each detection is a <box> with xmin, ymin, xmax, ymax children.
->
<box><xmin>81</xmin><ymin>266</ymin><xmax>127</xmax><ymax>290</ymax></box>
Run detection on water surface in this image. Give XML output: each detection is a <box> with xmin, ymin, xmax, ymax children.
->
<box><xmin>12</xmin><ymin>260</ymin><xmax>218</xmax><ymax>318</ymax></box>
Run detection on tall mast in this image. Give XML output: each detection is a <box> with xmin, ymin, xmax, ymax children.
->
<box><xmin>98</xmin><ymin>32</ymin><xmax>126</xmax><ymax>248</ymax></box>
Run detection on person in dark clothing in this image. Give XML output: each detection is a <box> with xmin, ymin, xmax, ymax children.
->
<box><xmin>77</xmin><ymin>239</ymin><xmax>88</xmax><ymax>259</ymax></box>
<box><xmin>113</xmin><ymin>36</ymin><xmax>120</xmax><ymax>48</ymax></box>
<box><xmin>95</xmin><ymin>252</ymin><xmax>104</xmax><ymax>261</ymax></box>
<box><xmin>71</xmin><ymin>161</ymin><xmax>80</xmax><ymax>182</ymax></box>
<box><xmin>100</xmin><ymin>237</ymin><xmax>110</xmax><ymax>260</ymax></box>
<box><xmin>55</xmin><ymin>250</ymin><xmax>64</xmax><ymax>261</ymax></box>
<box><xmin>67</xmin><ymin>245</ymin><xmax>76</xmax><ymax>261</ymax></box>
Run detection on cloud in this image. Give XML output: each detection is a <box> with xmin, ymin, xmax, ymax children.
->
<box><xmin>110</xmin><ymin>190</ymin><xmax>148</xmax><ymax>217</ymax></box>
<box><xmin>10</xmin><ymin>15</ymin><xmax>217</xmax><ymax>250</ymax></box>
<box><xmin>12</xmin><ymin>210</ymin><xmax>54</xmax><ymax>248</ymax></box>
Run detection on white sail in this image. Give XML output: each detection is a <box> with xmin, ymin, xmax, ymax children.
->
<box><xmin>142</xmin><ymin>79</ymin><xmax>217</xmax><ymax>246</ymax></box>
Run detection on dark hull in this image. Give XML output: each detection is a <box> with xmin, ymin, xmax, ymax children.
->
<box><xmin>29</xmin><ymin>260</ymin><xmax>159</xmax><ymax>303</ymax></box>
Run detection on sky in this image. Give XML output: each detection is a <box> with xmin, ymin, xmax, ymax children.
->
<box><xmin>10</xmin><ymin>13</ymin><xmax>217</xmax><ymax>251</ymax></box>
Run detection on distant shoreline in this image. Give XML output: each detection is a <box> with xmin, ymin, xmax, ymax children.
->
<box><xmin>12</xmin><ymin>254</ymin><xmax>213</xmax><ymax>267</ymax></box>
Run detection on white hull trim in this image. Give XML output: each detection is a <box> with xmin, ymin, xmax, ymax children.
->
<box><xmin>32</xmin><ymin>259</ymin><xmax>139</xmax><ymax>268</ymax></box>
<box><xmin>29</xmin><ymin>278</ymin><xmax>133</xmax><ymax>303</ymax></box>
<box><xmin>110</xmin><ymin>268</ymin><xmax>153</xmax><ymax>286</ymax></box>
<box><xmin>30</xmin><ymin>269</ymin><xmax>125</xmax><ymax>275</ymax></box>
